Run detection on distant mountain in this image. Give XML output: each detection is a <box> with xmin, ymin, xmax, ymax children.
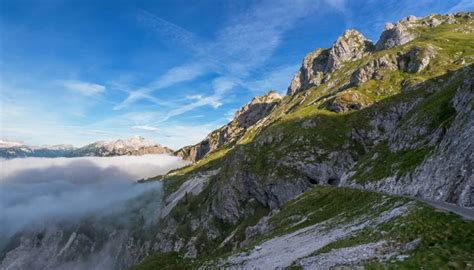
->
<box><xmin>74</xmin><ymin>136</ymin><xmax>173</xmax><ymax>157</ymax></box>
<box><xmin>0</xmin><ymin>136</ymin><xmax>172</xmax><ymax>158</ymax></box>
<box><xmin>0</xmin><ymin>139</ymin><xmax>24</xmax><ymax>148</ymax></box>
<box><xmin>0</xmin><ymin>140</ymin><xmax>76</xmax><ymax>158</ymax></box>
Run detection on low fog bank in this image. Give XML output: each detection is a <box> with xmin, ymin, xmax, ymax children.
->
<box><xmin>0</xmin><ymin>154</ymin><xmax>188</xmax><ymax>238</ymax></box>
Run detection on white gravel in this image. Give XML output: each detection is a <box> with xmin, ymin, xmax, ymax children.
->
<box><xmin>297</xmin><ymin>241</ymin><xmax>387</xmax><ymax>269</ymax></box>
<box><xmin>160</xmin><ymin>170</ymin><xmax>219</xmax><ymax>217</ymax></box>
<box><xmin>222</xmin><ymin>203</ymin><xmax>411</xmax><ymax>269</ymax></box>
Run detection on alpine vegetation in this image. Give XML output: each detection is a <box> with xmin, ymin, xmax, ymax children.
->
<box><xmin>1</xmin><ymin>2</ymin><xmax>474</xmax><ymax>270</ymax></box>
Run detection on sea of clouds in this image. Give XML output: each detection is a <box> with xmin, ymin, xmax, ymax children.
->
<box><xmin>0</xmin><ymin>154</ymin><xmax>187</xmax><ymax>238</ymax></box>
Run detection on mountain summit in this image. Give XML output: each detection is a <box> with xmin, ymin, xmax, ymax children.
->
<box><xmin>0</xmin><ymin>136</ymin><xmax>172</xmax><ymax>158</ymax></box>
<box><xmin>75</xmin><ymin>135</ymin><xmax>172</xmax><ymax>157</ymax></box>
<box><xmin>175</xmin><ymin>91</ymin><xmax>282</xmax><ymax>162</ymax></box>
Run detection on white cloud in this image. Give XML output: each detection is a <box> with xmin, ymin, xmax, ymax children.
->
<box><xmin>113</xmin><ymin>64</ymin><xmax>206</xmax><ymax>110</ymax></box>
<box><xmin>137</xmin><ymin>9</ymin><xmax>205</xmax><ymax>55</ymax></box>
<box><xmin>245</xmin><ymin>64</ymin><xmax>300</xmax><ymax>94</ymax></box>
<box><xmin>449</xmin><ymin>0</ymin><xmax>474</xmax><ymax>12</ymax></box>
<box><xmin>212</xmin><ymin>77</ymin><xmax>237</xmax><ymax>95</ymax></box>
<box><xmin>116</xmin><ymin>0</ymin><xmax>323</xmax><ymax>115</ymax></box>
<box><xmin>0</xmin><ymin>154</ymin><xmax>187</xmax><ymax>238</ymax></box>
<box><xmin>63</xmin><ymin>80</ymin><xmax>106</xmax><ymax>96</ymax></box>
<box><xmin>155</xmin><ymin>122</ymin><xmax>224</xmax><ymax>149</ymax></box>
<box><xmin>131</xmin><ymin>125</ymin><xmax>160</xmax><ymax>132</ymax></box>
<box><xmin>225</xmin><ymin>109</ymin><xmax>237</xmax><ymax>121</ymax></box>
<box><xmin>159</xmin><ymin>95</ymin><xmax>223</xmax><ymax>123</ymax></box>
<box><xmin>324</xmin><ymin>0</ymin><xmax>348</xmax><ymax>13</ymax></box>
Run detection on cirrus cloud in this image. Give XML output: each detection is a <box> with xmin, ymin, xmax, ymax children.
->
<box><xmin>63</xmin><ymin>80</ymin><xmax>106</xmax><ymax>96</ymax></box>
<box><xmin>131</xmin><ymin>125</ymin><xmax>160</xmax><ymax>132</ymax></box>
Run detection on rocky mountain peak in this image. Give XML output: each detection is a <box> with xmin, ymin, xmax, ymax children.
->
<box><xmin>176</xmin><ymin>91</ymin><xmax>281</xmax><ymax>162</ymax></box>
<box><xmin>89</xmin><ymin>136</ymin><xmax>166</xmax><ymax>153</ymax></box>
<box><xmin>287</xmin><ymin>29</ymin><xmax>373</xmax><ymax>96</ymax></box>
<box><xmin>326</xmin><ymin>29</ymin><xmax>373</xmax><ymax>72</ymax></box>
<box><xmin>375</xmin><ymin>16</ymin><xmax>419</xmax><ymax>50</ymax></box>
<box><xmin>234</xmin><ymin>91</ymin><xmax>281</xmax><ymax>127</ymax></box>
<box><xmin>0</xmin><ymin>139</ymin><xmax>24</xmax><ymax>148</ymax></box>
<box><xmin>70</xmin><ymin>136</ymin><xmax>172</xmax><ymax>157</ymax></box>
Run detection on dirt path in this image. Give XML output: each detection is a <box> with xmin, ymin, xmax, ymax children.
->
<box><xmin>418</xmin><ymin>198</ymin><xmax>474</xmax><ymax>220</ymax></box>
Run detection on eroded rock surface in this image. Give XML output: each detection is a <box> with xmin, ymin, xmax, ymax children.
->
<box><xmin>175</xmin><ymin>91</ymin><xmax>281</xmax><ymax>162</ymax></box>
<box><xmin>288</xmin><ymin>30</ymin><xmax>373</xmax><ymax>95</ymax></box>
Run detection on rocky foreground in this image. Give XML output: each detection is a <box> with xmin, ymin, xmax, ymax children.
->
<box><xmin>1</xmin><ymin>12</ymin><xmax>474</xmax><ymax>270</ymax></box>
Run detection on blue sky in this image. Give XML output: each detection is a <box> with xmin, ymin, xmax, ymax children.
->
<box><xmin>0</xmin><ymin>0</ymin><xmax>472</xmax><ymax>149</ymax></box>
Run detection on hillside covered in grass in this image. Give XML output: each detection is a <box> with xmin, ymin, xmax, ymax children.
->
<box><xmin>1</xmin><ymin>12</ymin><xmax>473</xmax><ymax>270</ymax></box>
<box><xmin>137</xmin><ymin>12</ymin><xmax>474</xmax><ymax>269</ymax></box>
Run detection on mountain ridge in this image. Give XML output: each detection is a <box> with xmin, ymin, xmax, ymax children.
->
<box><xmin>1</xmin><ymin>11</ymin><xmax>473</xmax><ymax>270</ymax></box>
<box><xmin>0</xmin><ymin>136</ymin><xmax>172</xmax><ymax>158</ymax></box>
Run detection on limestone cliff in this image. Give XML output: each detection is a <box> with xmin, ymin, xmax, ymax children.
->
<box><xmin>175</xmin><ymin>91</ymin><xmax>281</xmax><ymax>162</ymax></box>
<box><xmin>287</xmin><ymin>29</ymin><xmax>373</xmax><ymax>95</ymax></box>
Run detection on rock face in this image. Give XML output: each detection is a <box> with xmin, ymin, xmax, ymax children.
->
<box><xmin>375</xmin><ymin>13</ymin><xmax>469</xmax><ymax>51</ymax></box>
<box><xmin>375</xmin><ymin>16</ymin><xmax>419</xmax><ymax>50</ymax></box>
<box><xmin>350</xmin><ymin>45</ymin><xmax>436</xmax><ymax>86</ymax></box>
<box><xmin>0</xmin><ymin>226</ymin><xmax>139</xmax><ymax>270</ymax></box>
<box><xmin>349</xmin><ymin>68</ymin><xmax>474</xmax><ymax>207</ymax></box>
<box><xmin>350</xmin><ymin>55</ymin><xmax>398</xmax><ymax>86</ymax></box>
<box><xmin>288</xmin><ymin>30</ymin><xmax>373</xmax><ymax>95</ymax></box>
<box><xmin>326</xmin><ymin>90</ymin><xmax>364</xmax><ymax>112</ymax></box>
<box><xmin>397</xmin><ymin>45</ymin><xmax>436</xmax><ymax>73</ymax></box>
<box><xmin>175</xmin><ymin>91</ymin><xmax>281</xmax><ymax>162</ymax></box>
<box><xmin>0</xmin><ymin>187</ymin><xmax>166</xmax><ymax>270</ymax></box>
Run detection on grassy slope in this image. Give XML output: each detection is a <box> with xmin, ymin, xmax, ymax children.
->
<box><xmin>132</xmin><ymin>14</ymin><xmax>474</xmax><ymax>269</ymax></box>
<box><xmin>131</xmin><ymin>187</ymin><xmax>474</xmax><ymax>269</ymax></box>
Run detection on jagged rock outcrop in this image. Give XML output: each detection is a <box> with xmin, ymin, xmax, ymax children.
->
<box><xmin>350</xmin><ymin>55</ymin><xmax>398</xmax><ymax>86</ymax></box>
<box><xmin>349</xmin><ymin>67</ymin><xmax>474</xmax><ymax>207</ymax></box>
<box><xmin>397</xmin><ymin>45</ymin><xmax>436</xmax><ymax>73</ymax></box>
<box><xmin>375</xmin><ymin>16</ymin><xmax>419</xmax><ymax>50</ymax></box>
<box><xmin>325</xmin><ymin>90</ymin><xmax>365</xmax><ymax>112</ymax></box>
<box><xmin>0</xmin><ymin>226</ymin><xmax>145</xmax><ymax>270</ymax></box>
<box><xmin>375</xmin><ymin>13</ymin><xmax>471</xmax><ymax>51</ymax></box>
<box><xmin>288</xmin><ymin>30</ymin><xmax>373</xmax><ymax>95</ymax></box>
<box><xmin>175</xmin><ymin>91</ymin><xmax>281</xmax><ymax>162</ymax></box>
<box><xmin>350</xmin><ymin>45</ymin><xmax>436</xmax><ymax>87</ymax></box>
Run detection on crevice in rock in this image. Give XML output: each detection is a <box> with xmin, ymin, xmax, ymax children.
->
<box><xmin>327</xmin><ymin>177</ymin><xmax>340</xmax><ymax>186</ymax></box>
<box><xmin>306</xmin><ymin>176</ymin><xmax>319</xmax><ymax>185</ymax></box>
